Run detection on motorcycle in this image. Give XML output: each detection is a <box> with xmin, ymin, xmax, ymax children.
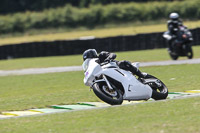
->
<box><xmin>82</xmin><ymin>58</ymin><xmax>168</xmax><ymax>105</ymax></box>
<box><xmin>163</xmin><ymin>26</ymin><xmax>193</xmax><ymax>60</ymax></box>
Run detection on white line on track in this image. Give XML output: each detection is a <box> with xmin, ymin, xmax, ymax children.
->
<box><xmin>0</xmin><ymin>58</ymin><xmax>200</xmax><ymax>76</ymax></box>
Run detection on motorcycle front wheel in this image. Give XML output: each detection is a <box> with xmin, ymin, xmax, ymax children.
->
<box><xmin>169</xmin><ymin>51</ymin><xmax>178</xmax><ymax>60</ymax></box>
<box><xmin>186</xmin><ymin>46</ymin><xmax>193</xmax><ymax>59</ymax></box>
<box><xmin>92</xmin><ymin>82</ymin><xmax>123</xmax><ymax>105</ymax></box>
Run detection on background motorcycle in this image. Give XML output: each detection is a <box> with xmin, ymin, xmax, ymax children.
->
<box><xmin>83</xmin><ymin>59</ymin><xmax>168</xmax><ymax>105</ymax></box>
<box><xmin>163</xmin><ymin>26</ymin><xmax>193</xmax><ymax>60</ymax></box>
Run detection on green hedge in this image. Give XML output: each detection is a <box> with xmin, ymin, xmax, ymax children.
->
<box><xmin>0</xmin><ymin>0</ymin><xmax>182</xmax><ymax>14</ymax></box>
<box><xmin>0</xmin><ymin>0</ymin><xmax>199</xmax><ymax>34</ymax></box>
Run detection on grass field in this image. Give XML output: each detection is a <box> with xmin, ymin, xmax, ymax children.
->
<box><xmin>0</xmin><ymin>63</ymin><xmax>200</xmax><ymax>132</ymax></box>
<box><xmin>0</xmin><ymin>63</ymin><xmax>200</xmax><ymax>112</ymax></box>
<box><xmin>0</xmin><ymin>45</ymin><xmax>200</xmax><ymax>70</ymax></box>
<box><xmin>0</xmin><ymin>20</ymin><xmax>200</xmax><ymax>46</ymax></box>
<box><xmin>0</xmin><ymin>44</ymin><xmax>200</xmax><ymax>132</ymax></box>
<box><xmin>1</xmin><ymin>97</ymin><xmax>200</xmax><ymax>133</ymax></box>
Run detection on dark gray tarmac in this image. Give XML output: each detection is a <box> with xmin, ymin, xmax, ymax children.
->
<box><xmin>0</xmin><ymin>58</ymin><xmax>200</xmax><ymax>76</ymax></box>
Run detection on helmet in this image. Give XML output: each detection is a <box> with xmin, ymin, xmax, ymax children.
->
<box><xmin>169</xmin><ymin>12</ymin><xmax>179</xmax><ymax>20</ymax></box>
<box><xmin>83</xmin><ymin>49</ymin><xmax>98</xmax><ymax>61</ymax></box>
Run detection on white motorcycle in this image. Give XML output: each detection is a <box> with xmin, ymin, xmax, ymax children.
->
<box><xmin>82</xmin><ymin>58</ymin><xmax>168</xmax><ymax>105</ymax></box>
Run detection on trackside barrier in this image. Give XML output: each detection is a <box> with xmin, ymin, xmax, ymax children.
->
<box><xmin>0</xmin><ymin>28</ymin><xmax>200</xmax><ymax>60</ymax></box>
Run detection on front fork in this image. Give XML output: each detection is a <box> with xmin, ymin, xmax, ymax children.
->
<box><xmin>90</xmin><ymin>74</ymin><xmax>113</xmax><ymax>91</ymax></box>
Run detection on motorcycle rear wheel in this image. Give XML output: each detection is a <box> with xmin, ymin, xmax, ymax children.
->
<box><xmin>144</xmin><ymin>74</ymin><xmax>168</xmax><ymax>100</ymax></box>
<box><xmin>92</xmin><ymin>82</ymin><xmax>123</xmax><ymax>105</ymax></box>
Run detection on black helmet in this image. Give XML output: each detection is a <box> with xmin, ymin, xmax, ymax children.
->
<box><xmin>83</xmin><ymin>49</ymin><xmax>98</xmax><ymax>61</ymax></box>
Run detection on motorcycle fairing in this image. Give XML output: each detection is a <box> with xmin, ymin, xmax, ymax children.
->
<box><xmin>95</xmin><ymin>68</ymin><xmax>152</xmax><ymax>100</ymax></box>
<box><xmin>84</xmin><ymin>59</ymin><xmax>101</xmax><ymax>86</ymax></box>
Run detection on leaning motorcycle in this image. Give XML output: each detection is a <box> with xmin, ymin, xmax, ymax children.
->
<box><xmin>163</xmin><ymin>26</ymin><xmax>193</xmax><ymax>60</ymax></box>
<box><xmin>82</xmin><ymin>59</ymin><xmax>168</xmax><ymax>105</ymax></box>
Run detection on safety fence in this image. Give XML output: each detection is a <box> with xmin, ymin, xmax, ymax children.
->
<box><xmin>0</xmin><ymin>28</ymin><xmax>200</xmax><ymax>60</ymax></box>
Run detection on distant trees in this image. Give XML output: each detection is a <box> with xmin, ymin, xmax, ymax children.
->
<box><xmin>0</xmin><ymin>0</ymin><xmax>183</xmax><ymax>14</ymax></box>
<box><xmin>0</xmin><ymin>0</ymin><xmax>197</xmax><ymax>34</ymax></box>
<box><xmin>0</xmin><ymin>0</ymin><xmax>68</xmax><ymax>14</ymax></box>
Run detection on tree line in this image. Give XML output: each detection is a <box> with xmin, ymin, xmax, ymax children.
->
<box><xmin>0</xmin><ymin>0</ymin><xmax>182</xmax><ymax>14</ymax></box>
<box><xmin>0</xmin><ymin>0</ymin><xmax>197</xmax><ymax>34</ymax></box>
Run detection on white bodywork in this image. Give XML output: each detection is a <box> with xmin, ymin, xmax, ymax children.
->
<box><xmin>163</xmin><ymin>31</ymin><xmax>173</xmax><ymax>41</ymax></box>
<box><xmin>82</xmin><ymin>59</ymin><xmax>152</xmax><ymax>101</ymax></box>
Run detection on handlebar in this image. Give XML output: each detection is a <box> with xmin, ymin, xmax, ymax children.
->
<box><xmin>100</xmin><ymin>59</ymin><xmax>117</xmax><ymax>66</ymax></box>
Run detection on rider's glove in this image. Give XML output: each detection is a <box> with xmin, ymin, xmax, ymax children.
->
<box><xmin>104</xmin><ymin>58</ymin><xmax>111</xmax><ymax>62</ymax></box>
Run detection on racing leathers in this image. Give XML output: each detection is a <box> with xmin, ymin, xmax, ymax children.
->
<box><xmin>98</xmin><ymin>51</ymin><xmax>146</xmax><ymax>78</ymax></box>
<box><xmin>167</xmin><ymin>19</ymin><xmax>186</xmax><ymax>52</ymax></box>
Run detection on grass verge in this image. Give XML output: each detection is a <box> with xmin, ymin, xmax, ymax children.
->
<box><xmin>0</xmin><ymin>62</ymin><xmax>199</xmax><ymax>132</ymax></box>
<box><xmin>0</xmin><ymin>45</ymin><xmax>199</xmax><ymax>70</ymax></box>
<box><xmin>0</xmin><ymin>95</ymin><xmax>200</xmax><ymax>133</ymax></box>
<box><xmin>0</xmin><ymin>63</ymin><xmax>199</xmax><ymax>112</ymax></box>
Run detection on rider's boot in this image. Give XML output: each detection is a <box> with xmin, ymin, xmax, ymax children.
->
<box><xmin>128</xmin><ymin>65</ymin><xmax>147</xmax><ymax>78</ymax></box>
<box><xmin>118</xmin><ymin>60</ymin><xmax>147</xmax><ymax>78</ymax></box>
<box><xmin>168</xmin><ymin>41</ymin><xmax>173</xmax><ymax>52</ymax></box>
<box><xmin>135</xmin><ymin>69</ymin><xmax>147</xmax><ymax>78</ymax></box>
<box><xmin>167</xmin><ymin>38</ymin><xmax>176</xmax><ymax>53</ymax></box>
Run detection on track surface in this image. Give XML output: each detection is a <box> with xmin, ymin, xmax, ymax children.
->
<box><xmin>0</xmin><ymin>58</ymin><xmax>200</xmax><ymax>76</ymax></box>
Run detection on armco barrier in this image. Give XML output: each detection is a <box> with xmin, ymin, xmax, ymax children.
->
<box><xmin>0</xmin><ymin>28</ymin><xmax>200</xmax><ymax>60</ymax></box>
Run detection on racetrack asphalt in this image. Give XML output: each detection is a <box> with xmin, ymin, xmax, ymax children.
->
<box><xmin>0</xmin><ymin>58</ymin><xmax>200</xmax><ymax>76</ymax></box>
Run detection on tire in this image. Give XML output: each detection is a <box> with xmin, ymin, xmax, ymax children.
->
<box><xmin>92</xmin><ymin>82</ymin><xmax>123</xmax><ymax>105</ymax></box>
<box><xmin>144</xmin><ymin>74</ymin><xmax>168</xmax><ymax>100</ymax></box>
<box><xmin>169</xmin><ymin>51</ymin><xmax>178</xmax><ymax>60</ymax></box>
<box><xmin>187</xmin><ymin>47</ymin><xmax>193</xmax><ymax>59</ymax></box>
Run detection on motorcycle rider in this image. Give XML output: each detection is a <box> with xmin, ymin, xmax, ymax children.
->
<box><xmin>167</xmin><ymin>12</ymin><xmax>186</xmax><ymax>52</ymax></box>
<box><xmin>83</xmin><ymin>49</ymin><xmax>147</xmax><ymax>78</ymax></box>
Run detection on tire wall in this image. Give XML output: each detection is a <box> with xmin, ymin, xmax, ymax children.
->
<box><xmin>0</xmin><ymin>28</ymin><xmax>200</xmax><ymax>60</ymax></box>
